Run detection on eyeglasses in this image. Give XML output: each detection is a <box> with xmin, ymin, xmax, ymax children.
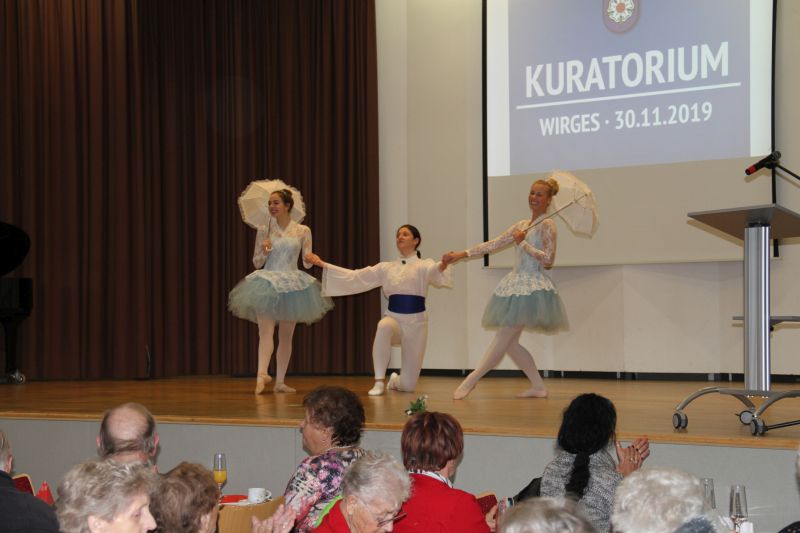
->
<box><xmin>360</xmin><ymin>500</ymin><xmax>406</xmax><ymax>527</ymax></box>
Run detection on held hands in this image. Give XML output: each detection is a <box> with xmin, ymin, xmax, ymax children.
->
<box><xmin>615</xmin><ymin>437</ymin><xmax>650</xmax><ymax>476</ymax></box>
<box><xmin>251</xmin><ymin>504</ymin><xmax>296</xmax><ymax>533</ymax></box>
<box><xmin>304</xmin><ymin>252</ymin><xmax>325</xmax><ymax>268</ymax></box>
<box><xmin>513</xmin><ymin>229</ymin><xmax>528</xmax><ymax>245</ymax></box>
<box><xmin>441</xmin><ymin>251</ymin><xmax>467</xmax><ymax>266</ymax></box>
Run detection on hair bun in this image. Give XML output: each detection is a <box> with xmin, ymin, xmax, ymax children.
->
<box><xmin>547</xmin><ymin>178</ymin><xmax>559</xmax><ymax>196</ymax></box>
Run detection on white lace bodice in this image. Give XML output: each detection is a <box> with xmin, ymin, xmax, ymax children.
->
<box><xmin>466</xmin><ymin>215</ymin><xmax>557</xmax><ymax>273</ymax></box>
<box><xmin>252</xmin><ymin>220</ymin><xmax>313</xmax><ymax>272</ymax></box>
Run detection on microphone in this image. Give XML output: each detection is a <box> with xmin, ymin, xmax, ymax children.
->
<box><xmin>745</xmin><ymin>151</ymin><xmax>781</xmax><ymax>175</ymax></box>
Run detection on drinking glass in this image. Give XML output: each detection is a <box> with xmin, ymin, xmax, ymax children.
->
<box><xmin>729</xmin><ymin>484</ymin><xmax>748</xmax><ymax>531</ymax></box>
<box><xmin>700</xmin><ymin>478</ymin><xmax>716</xmax><ymax>510</ymax></box>
<box><xmin>213</xmin><ymin>453</ymin><xmax>227</xmax><ymax>494</ymax></box>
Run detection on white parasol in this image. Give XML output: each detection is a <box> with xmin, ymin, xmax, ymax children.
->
<box><xmin>527</xmin><ymin>171</ymin><xmax>599</xmax><ymax>237</ymax></box>
<box><xmin>237</xmin><ymin>179</ymin><xmax>306</xmax><ymax>229</ymax></box>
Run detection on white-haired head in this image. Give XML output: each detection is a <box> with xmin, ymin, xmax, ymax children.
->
<box><xmin>612</xmin><ymin>468</ymin><xmax>707</xmax><ymax>533</ymax></box>
<box><xmin>500</xmin><ymin>497</ymin><xmax>597</xmax><ymax>533</ymax></box>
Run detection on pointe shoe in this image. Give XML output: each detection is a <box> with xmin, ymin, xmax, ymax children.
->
<box><xmin>255</xmin><ymin>373</ymin><xmax>272</xmax><ymax>394</ymax></box>
<box><xmin>516</xmin><ymin>387</ymin><xmax>548</xmax><ymax>398</ymax></box>
<box><xmin>453</xmin><ymin>380</ymin><xmax>476</xmax><ymax>400</ymax></box>
<box><xmin>368</xmin><ymin>381</ymin><xmax>386</xmax><ymax>396</ymax></box>
<box><xmin>387</xmin><ymin>372</ymin><xmax>400</xmax><ymax>391</ymax></box>
<box><xmin>273</xmin><ymin>382</ymin><xmax>296</xmax><ymax>393</ymax></box>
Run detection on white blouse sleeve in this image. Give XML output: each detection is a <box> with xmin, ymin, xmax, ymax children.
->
<box><xmin>426</xmin><ymin>260</ymin><xmax>454</xmax><ymax>289</ymax></box>
<box><xmin>252</xmin><ymin>226</ymin><xmax>269</xmax><ymax>269</ymax></box>
<box><xmin>322</xmin><ymin>263</ymin><xmax>385</xmax><ymax>297</ymax></box>
<box><xmin>464</xmin><ymin>221</ymin><xmax>521</xmax><ymax>257</ymax></box>
<box><xmin>300</xmin><ymin>225</ymin><xmax>313</xmax><ymax>270</ymax></box>
<box><xmin>518</xmin><ymin>219</ymin><xmax>557</xmax><ymax>268</ymax></box>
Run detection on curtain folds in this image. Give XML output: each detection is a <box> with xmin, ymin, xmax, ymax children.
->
<box><xmin>0</xmin><ymin>0</ymin><xmax>380</xmax><ymax>379</ymax></box>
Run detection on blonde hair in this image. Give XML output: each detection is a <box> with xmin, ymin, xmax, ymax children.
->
<box><xmin>534</xmin><ymin>177</ymin><xmax>559</xmax><ymax>197</ymax></box>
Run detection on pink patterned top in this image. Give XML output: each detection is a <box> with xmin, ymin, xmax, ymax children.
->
<box><xmin>283</xmin><ymin>446</ymin><xmax>365</xmax><ymax>532</ymax></box>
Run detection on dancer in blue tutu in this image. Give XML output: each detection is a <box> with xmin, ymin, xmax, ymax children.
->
<box><xmin>229</xmin><ymin>185</ymin><xmax>332</xmax><ymax>394</ymax></box>
<box><xmin>443</xmin><ymin>177</ymin><xmax>568</xmax><ymax>399</ymax></box>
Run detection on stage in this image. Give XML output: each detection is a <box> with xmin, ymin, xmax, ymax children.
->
<box><xmin>2</xmin><ymin>375</ymin><xmax>799</xmax><ymax>531</ymax></box>
<box><xmin>2</xmin><ymin>374</ymin><xmax>799</xmax><ymax>448</ymax></box>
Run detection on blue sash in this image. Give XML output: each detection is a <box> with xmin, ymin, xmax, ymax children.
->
<box><xmin>388</xmin><ymin>294</ymin><xmax>426</xmax><ymax>314</ymax></box>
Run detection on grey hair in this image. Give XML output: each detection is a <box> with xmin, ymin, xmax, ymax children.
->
<box><xmin>0</xmin><ymin>429</ymin><xmax>11</xmax><ymax>468</ymax></box>
<box><xmin>500</xmin><ymin>497</ymin><xmax>597</xmax><ymax>533</ymax></box>
<box><xmin>56</xmin><ymin>459</ymin><xmax>157</xmax><ymax>533</ymax></box>
<box><xmin>341</xmin><ymin>451</ymin><xmax>410</xmax><ymax>509</ymax></box>
<box><xmin>612</xmin><ymin>468</ymin><xmax>707</xmax><ymax>533</ymax></box>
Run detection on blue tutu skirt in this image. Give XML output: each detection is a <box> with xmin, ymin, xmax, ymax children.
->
<box><xmin>482</xmin><ymin>289</ymin><xmax>568</xmax><ymax>332</ymax></box>
<box><xmin>228</xmin><ymin>271</ymin><xmax>333</xmax><ymax>324</ymax></box>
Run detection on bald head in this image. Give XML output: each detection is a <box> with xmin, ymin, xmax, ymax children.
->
<box><xmin>97</xmin><ymin>403</ymin><xmax>158</xmax><ymax>461</ymax></box>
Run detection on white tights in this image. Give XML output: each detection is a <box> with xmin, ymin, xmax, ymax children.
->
<box><xmin>256</xmin><ymin>316</ymin><xmax>296</xmax><ymax>384</ymax></box>
<box><xmin>456</xmin><ymin>326</ymin><xmax>545</xmax><ymax>397</ymax></box>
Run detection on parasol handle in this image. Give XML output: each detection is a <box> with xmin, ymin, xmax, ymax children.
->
<box><xmin>523</xmin><ymin>192</ymin><xmax>588</xmax><ymax>231</ymax></box>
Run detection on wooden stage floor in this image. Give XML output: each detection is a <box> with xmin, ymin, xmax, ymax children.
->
<box><xmin>1</xmin><ymin>375</ymin><xmax>799</xmax><ymax>449</ymax></box>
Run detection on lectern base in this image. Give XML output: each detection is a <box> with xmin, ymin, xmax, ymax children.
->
<box><xmin>673</xmin><ymin>387</ymin><xmax>800</xmax><ymax>436</ymax></box>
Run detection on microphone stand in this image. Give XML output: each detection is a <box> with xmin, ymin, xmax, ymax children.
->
<box><xmin>773</xmin><ymin>163</ymin><xmax>800</xmax><ymax>182</ymax></box>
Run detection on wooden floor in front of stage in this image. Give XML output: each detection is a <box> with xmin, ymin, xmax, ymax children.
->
<box><xmin>1</xmin><ymin>375</ymin><xmax>799</xmax><ymax>449</ymax></box>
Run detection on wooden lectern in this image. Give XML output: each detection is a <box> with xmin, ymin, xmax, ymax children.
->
<box><xmin>672</xmin><ymin>204</ymin><xmax>800</xmax><ymax>435</ymax></box>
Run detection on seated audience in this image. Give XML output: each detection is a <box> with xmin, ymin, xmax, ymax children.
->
<box><xmin>96</xmin><ymin>402</ymin><xmax>159</xmax><ymax>466</ymax></box>
<box><xmin>284</xmin><ymin>386</ymin><xmax>366</xmax><ymax>532</ymax></box>
<box><xmin>0</xmin><ymin>428</ymin><xmax>60</xmax><ymax>532</ymax></box>
<box><xmin>314</xmin><ymin>451</ymin><xmax>411</xmax><ymax>533</ymax></box>
<box><xmin>150</xmin><ymin>462</ymin><xmax>218</xmax><ymax>533</ymax></box>
<box><xmin>499</xmin><ymin>497</ymin><xmax>597</xmax><ymax>533</ymax></box>
<box><xmin>394</xmin><ymin>411</ymin><xmax>491</xmax><ymax>532</ymax></box>
<box><xmin>539</xmin><ymin>393</ymin><xmax>650</xmax><ymax>533</ymax></box>
<box><xmin>612</xmin><ymin>468</ymin><xmax>720</xmax><ymax>533</ymax></box>
<box><xmin>56</xmin><ymin>458</ymin><xmax>157</xmax><ymax>533</ymax></box>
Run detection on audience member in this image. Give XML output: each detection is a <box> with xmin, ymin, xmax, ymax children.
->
<box><xmin>284</xmin><ymin>386</ymin><xmax>366</xmax><ymax>532</ymax></box>
<box><xmin>539</xmin><ymin>393</ymin><xmax>649</xmax><ymax>533</ymax></box>
<box><xmin>394</xmin><ymin>411</ymin><xmax>491</xmax><ymax>532</ymax></box>
<box><xmin>499</xmin><ymin>497</ymin><xmax>597</xmax><ymax>533</ymax></box>
<box><xmin>314</xmin><ymin>451</ymin><xmax>411</xmax><ymax>533</ymax></box>
<box><xmin>56</xmin><ymin>458</ymin><xmax>157</xmax><ymax>533</ymax></box>
<box><xmin>150</xmin><ymin>462</ymin><xmax>219</xmax><ymax>533</ymax></box>
<box><xmin>0</xmin><ymin>428</ymin><xmax>60</xmax><ymax>533</ymax></box>
<box><xmin>612</xmin><ymin>468</ymin><xmax>721</xmax><ymax>533</ymax></box>
<box><xmin>96</xmin><ymin>402</ymin><xmax>159</xmax><ymax>466</ymax></box>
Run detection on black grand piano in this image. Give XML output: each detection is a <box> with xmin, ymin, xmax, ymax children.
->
<box><xmin>0</xmin><ymin>221</ymin><xmax>33</xmax><ymax>384</ymax></box>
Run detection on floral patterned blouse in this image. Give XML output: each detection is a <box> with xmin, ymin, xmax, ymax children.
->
<box><xmin>283</xmin><ymin>446</ymin><xmax>365</xmax><ymax>532</ymax></box>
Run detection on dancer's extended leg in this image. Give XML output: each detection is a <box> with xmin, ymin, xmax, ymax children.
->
<box><xmin>369</xmin><ymin>316</ymin><xmax>400</xmax><ymax>396</ymax></box>
<box><xmin>274</xmin><ymin>320</ymin><xmax>297</xmax><ymax>393</ymax></box>
<box><xmin>506</xmin><ymin>330</ymin><xmax>548</xmax><ymax>398</ymax></box>
<box><xmin>453</xmin><ymin>326</ymin><xmax>521</xmax><ymax>399</ymax></box>
<box><xmin>391</xmin><ymin>318</ymin><xmax>427</xmax><ymax>392</ymax></box>
<box><xmin>255</xmin><ymin>316</ymin><xmax>276</xmax><ymax>394</ymax></box>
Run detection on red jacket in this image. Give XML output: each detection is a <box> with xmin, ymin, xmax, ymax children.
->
<box><xmin>392</xmin><ymin>473</ymin><xmax>490</xmax><ymax>533</ymax></box>
<box><xmin>313</xmin><ymin>499</ymin><xmax>348</xmax><ymax>532</ymax></box>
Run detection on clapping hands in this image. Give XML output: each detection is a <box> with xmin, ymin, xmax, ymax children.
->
<box><xmin>615</xmin><ymin>437</ymin><xmax>650</xmax><ymax>476</ymax></box>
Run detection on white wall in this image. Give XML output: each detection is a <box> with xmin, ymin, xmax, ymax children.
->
<box><xmin>375</xmin><ymin>0</ymin><xmax>800</xmax><ymax>376</ymax></box>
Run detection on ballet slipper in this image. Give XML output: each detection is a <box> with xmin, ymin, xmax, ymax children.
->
<box><xmin>255</xmin><ymin>373</ymin><xmax>272</xmax><ymax>394</ymax></box>
<box><xmin>273</xmin><ymin>382</ymin><xmax>296</xmax><ymax>393</ymax></box>
<box><xmin>368</xmin><ymin>380</ymin><xmax>386</xmax><ymax>396</ymax></box>
<box><xmin>516</xmin><ymin>387</ymin><xmax>548</xmax><ymax>398</ymax></box>
<box><xmin>386</xmin><ymin>372</ymin><xmax>401</xmax><ymax>391</ymax></box>
<box><xmin>453</xmin><ymin>379</ymin><xmax>476</xmax><ymax>400</ymax></box>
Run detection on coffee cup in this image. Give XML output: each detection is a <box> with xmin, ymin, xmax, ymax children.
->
<box><xmin>248</xmin><ymin>487</ymin><xmax>267</xmax><ymax>503</ymax></box>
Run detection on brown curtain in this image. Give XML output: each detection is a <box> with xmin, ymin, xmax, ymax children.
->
<box><xmin>0</xmin><ymin>0</ymin><xmax>380</xmax><ymax>379</ymax></box>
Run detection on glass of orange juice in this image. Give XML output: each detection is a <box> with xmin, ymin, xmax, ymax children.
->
<box><xmin>213</xmin><ymin>452</ymin><xmax>227</xmax><ymax>495</ymax></box>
